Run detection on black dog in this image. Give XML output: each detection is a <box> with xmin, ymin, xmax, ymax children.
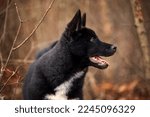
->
<box><xmin>23</xmin><ymin>10</ymin><xmax>116</xmax><ymax>100</ymax></box>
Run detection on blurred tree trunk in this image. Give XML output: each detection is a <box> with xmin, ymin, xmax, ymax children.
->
<box><xmin>130</xmin><ymin>0</ymin><xmax>150</xmax><ymax>79</ymax></box>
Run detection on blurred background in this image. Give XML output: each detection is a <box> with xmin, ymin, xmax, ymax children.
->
<box><xmin>0</xmin><ymin>0</ymin><xmax>150</xmax><ymax>100</ymax></box>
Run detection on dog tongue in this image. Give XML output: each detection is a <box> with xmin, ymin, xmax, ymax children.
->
<box><xmin>89</xmin><ymin>56</ymin><xmax>109</xmax><ymax>65</ymax></box>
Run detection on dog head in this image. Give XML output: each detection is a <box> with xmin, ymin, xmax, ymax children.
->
<box><xmin>64</xmin><ymin>10</ymin><xmax>116</xmax><ymax>69</ymax></box>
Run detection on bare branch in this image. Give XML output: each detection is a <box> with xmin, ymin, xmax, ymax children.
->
<box><xmin>13</xmin><ymin>0</ymin><xmax>56</xmax><ymax>50</ymax></box>
<box><xmin>0</xmin><ymin>53</ymin><xmax>3</xmax><ymax>68</ymax></box>
<box><xmin>0</xmin><ymin>0</ymin><xmax>12</xmax><ymax>15</ymax></box>
<box><xmin>2</xmin><ymin>59</ymin><xmax>34</xmax><ymax>64</ymax></box>
<box><xmin>4</xmin><ymin>3</ymin><xmax>22</xmax><ymax>68</ymax></box>
<box><xmin>0</xmin><ymin>0</ymin><xmax>9</xmax><ymax>43</ymax></box>
<box><xmin>23</xmin><ymin>39</ymin><xmax>35</xmax><ymax>62</ymax></box>
<box><xmin>2</xmin><ymin>81</ymin><xmax>23</xmax><ymax>86</ymax></box>
<box><xmin>0</xmin><ymin>0</ymin><xmax>10</xmax><ymax>74</ymax></box>
<box><xmin>14</xmin><ymin>3</ymin><xmax>23</xmax><ymax>23</ymax></box>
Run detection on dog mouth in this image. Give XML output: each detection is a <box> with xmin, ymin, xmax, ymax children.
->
<box><xmin>89</xmin><ymin>56</ymin><xmax>109</xmax><ymax>69</ymax></box>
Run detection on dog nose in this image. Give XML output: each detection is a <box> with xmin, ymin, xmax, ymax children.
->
<box><xmin>111</xmin><ymin>45</ymin><xmax>117</xmax><ymax>52</ymax></box>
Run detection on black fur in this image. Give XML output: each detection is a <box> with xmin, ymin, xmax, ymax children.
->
<box><xmin>36</xmin><ymin>41</ymin><xmax>58</xmax><ymax>59</ymax></box>
<box><xmin>23</xmin><ymin>10</ymin><xmax>116</xmax><ymax>100</ymax></box>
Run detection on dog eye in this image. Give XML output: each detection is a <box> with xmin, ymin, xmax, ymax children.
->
<box><xmin>90</xmin><ymin>37</ymin><xmax>95</xmax><ymax>42</ymax></box>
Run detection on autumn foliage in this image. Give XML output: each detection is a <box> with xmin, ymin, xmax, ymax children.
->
<box><xmin>84</xmin><ymin>79</ymin><xmax>150</xmax><ymax>100</ymax></box>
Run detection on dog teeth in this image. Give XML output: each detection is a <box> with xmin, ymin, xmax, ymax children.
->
<box><xmin>94</xmin><ymin>58</ymin><xmax>97</xmax><ymax>60</ymax></box>
<box><xmin>98</xmin><ymin>63</ymin><xmax>103</xmax><ymax>66</ymax></box>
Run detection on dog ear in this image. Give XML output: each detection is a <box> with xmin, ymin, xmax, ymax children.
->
<box><xmin>81</xmin><ymin>13</ymin><xmax>86</xmax><ymax>27</ymax></box>
<box><xmin>76</xmin><ymin>16</ymin><xmax>81</xmax><ymax>31</ymax></box>
<box><xmin>66</xmin><ymin>9</ymin><xmax>81</xmax><ymax>33</ymax></box>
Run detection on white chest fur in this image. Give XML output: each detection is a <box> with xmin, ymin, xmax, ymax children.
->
<box><xmin>44</xmin><ymin>71</ymin><xmax>85</xmax><ymax>100</ymax></box>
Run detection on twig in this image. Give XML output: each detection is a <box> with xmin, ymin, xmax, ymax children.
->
<box><xmin>2</xmin><ymin>81</ymin><xmax>22</xmax><ymax>86</ymax></box>
<box><xmin>23</xmin><ymin>39</ymin><xmax>35</xmax><ymax>62</ymax></box>
<box><xmin>13</xmin><ymin>0</ymin><xmax>56</xmax><ymax>50</ymax></box>
<box><xmin>0</xmin><ymin>53</ymin><xmax>3</xmax><ymax>68</ymax></box>
<box><xmin>0</xmin><ymin>0</ymin><xmax>10</xmax><ymax>69</ymax></box>
<box><xmin>0</xmin><ymin>0</ymin><xmax>9</xmax><ymax>43</ymax></box>
<box><xmin>0</xmin><ymin>66</ymin><xmax>20</xmax><ymax>93</ymax></box>
<box><xmin>4</xmin><ymin>3</ymin><xmax>22</xmax><ymax>68</ymax></box>
<box><xmin>2</xmin><ymin>59</ymin><xmax>34</xmax><ymax>64</ymax></box>
<box><xmin>14</xmin><ymin>3</ymin><xmax>22</xmax><ymax>23</ymax></box>
<box><xmin>0</xmin><ymin>0</ymin><xmax>12</xmax><ymax>15</ymax></box>
<box><xmin>0</xmin><ymin>0</ymin><xmax>9</xmax><ymax>42</ymax></box>
<box><xmin>0</xmin><ymin>54</ymin><xmax>4</xmax><ymax>82</ymax></box>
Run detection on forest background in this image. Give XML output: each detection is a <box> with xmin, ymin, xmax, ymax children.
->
<box><xmin>0</xmin><ymin>0</ymin><xmax>150</xmax><ymax>100</ymax></box>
